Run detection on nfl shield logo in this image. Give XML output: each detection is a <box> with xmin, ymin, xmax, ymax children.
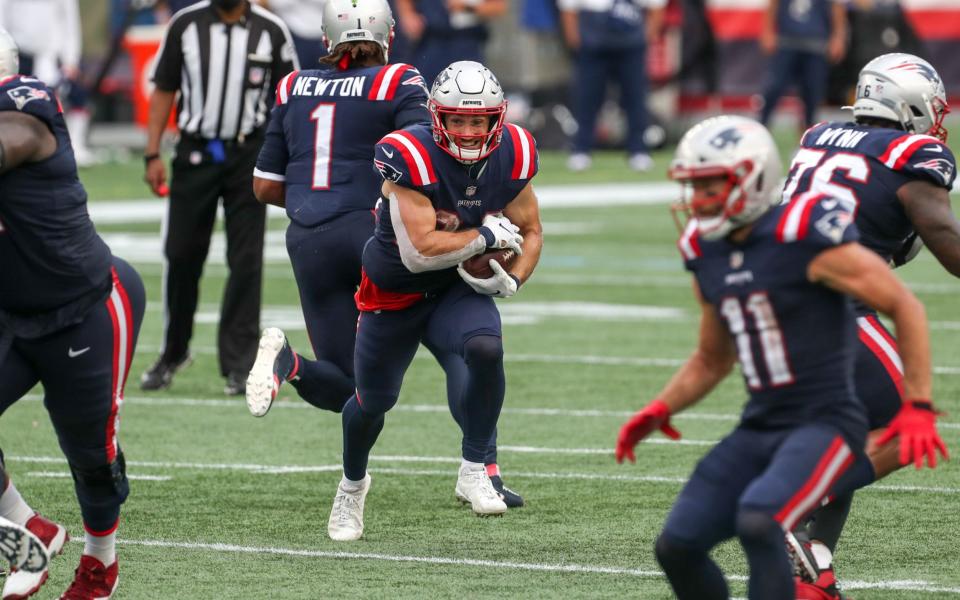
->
<box><xmin>730</xmin><ymin>251</ymin><xmax>744</xmax><ymax>269</ymax></box>
<box><xmin>465</xmin><ymin>185</ymin><xmax>477</xmax><ymax>197</ymax></box>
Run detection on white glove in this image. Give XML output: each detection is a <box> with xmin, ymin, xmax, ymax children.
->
<box><xmin>457</xmin><ymin>260</ymin><xmax>520</xmax><ymax>298</ymax></box>
<box><xmin>480</xmin><ymin>213</ymin><xmax>523</xmax><ymax>256</ymax></box>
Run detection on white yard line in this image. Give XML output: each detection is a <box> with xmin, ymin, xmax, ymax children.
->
<box><xmin>52</xmin><ymin>537</ymin><xmax>960</xmax><ymax>593</ymax></box>
<box><xmin>25</xmin><ymin>471</ymin><xmax>171</xmax><ymax>481</ymax></box>
<box><xmin>10</xmin><ymin>455</ymin><xmax>959</xmax><ymax>494</ymax></box>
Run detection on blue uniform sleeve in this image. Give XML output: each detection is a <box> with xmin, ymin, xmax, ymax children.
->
<box><xmin>0</xmin><ymin>78</ymin><xmax>60</xmax><ymax>130</ymax></box>
<box><xmin>392</xmin><ymin>67</ymin><xmax>430</xmax><ymax>129</ymax></box>
<box><xmin>254</xmin><ymin>102</ymin><xmax>289</xmax><ymax>181</ymax></box>
<box><xmin>805</xmin><ymin>197</ymin><xmax>860</xmax><ymax>250</ymax></box>
<box><xmin>899</xmin><ymin>141</ymin><xmax>957</xmax><ymax>190</ymax></box>
<box><xmin>373</xmin><ymin>134</ymin><xmax>432</xmax><ymax>195</ymax></box>
<box><xmin>502</xmin><ymin>123</ymin><xmax>539</xmax><ymax>193</ymax></box>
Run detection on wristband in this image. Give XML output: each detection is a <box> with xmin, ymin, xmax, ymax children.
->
<box><xmin>509</xmin><ymin>274</ymin><xmax>521</xmax><ymax>288</ymax></box>
<box><xmin>906</xmin><ymin>399</ymin><xmax>935</xmax><ymax>412</ymax></box>
<box><xmin>477</xmin><ymin>226</ymin><xmax>496</xmax><ymax>248</ymax></box>
<box><xmin>144</xmin><ymin>153</ymin><xmax>161</xmax><ymax>164</ymax></box>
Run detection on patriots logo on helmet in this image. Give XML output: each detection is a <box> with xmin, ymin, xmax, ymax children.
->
<box><xmin>6</xmin><ymin>85</ymin><xmax>49</xmax><ymax>110</ymax></box>
<box><xmin>890</xmin><ymin>61</ymin><xmax>940</xmax><ymax>84</ymax></box>
<box><xmin>374</xmin><ymin>158</ymin><xmax>403</xmax><ymax>182</ymax></box>
<box><xmin>709</xmin><ymin>128</ymin><xmax>742</xmax><ymax>149</ymax></box>
<box><xmin>913</xmin><ymin>157</ymin><xmax>954</xmax><ymax>185</ymax></box>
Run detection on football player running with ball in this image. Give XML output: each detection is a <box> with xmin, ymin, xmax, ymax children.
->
<box><xmin>777</xmin><ymin>53</ymin><xmax>957</xmax><ymax>599</ymax></box>
<box><xmin>615</xmin><ymin>115</ymin><xmax>947</xmax><ymax>600</ymax></box>
<box><xmin>326</xmin><ymin>60</ymin><xmax>543</xmax><ymax>541</ymax></box>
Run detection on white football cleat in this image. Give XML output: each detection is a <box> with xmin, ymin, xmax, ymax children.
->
<box><xmin>246</xmin><ymin>327</ymin><xmax>287</xmax><ymax>417</ymax></box>
<box><xmin>455</xmin><ymin>465</ymin><xmax>507</xmax><ymax>516</ymax></box>
<box><xmin>0</xmin><ymin>516</ymin><xmax>50</xmax><ymax>600</ymax></box>
<box><xmin>328</xmin><ymin>474</ymin><xmax>372</xmax><ymax>541</ymax></box>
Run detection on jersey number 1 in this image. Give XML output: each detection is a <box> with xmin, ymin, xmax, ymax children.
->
<box><xmin>720</xmin><ymin>293</ymin><xmax>795</xmax><ymax>390</ymax></box>
<box><xmin>310</xmin><ymin>103</ymin><xmax>335</xmax><ymax>189</ymax></box>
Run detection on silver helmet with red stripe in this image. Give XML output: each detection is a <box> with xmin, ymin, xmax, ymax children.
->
<box><xmin>668</xmin><ymin>115</ymin><xmax>782</xmax><ymax>241</ymax></box>
<box><xmin>851</xmin><ymin>53</ymin><xmax>949</xmax><ymax>142</ymax></box>
<box><xmin>321</xmin><ymin>0</ymin><xmax>394</xmax><ymax>61</ymax></box>
<box><xmin>428</xmin><ymin>61</ymin><xmax>507</xmax><ymax>164</ymax></box>
<box><xmin>0</xmin><ymin>28</ymin><xmax>18</xmax><ymax>78</ymax></box>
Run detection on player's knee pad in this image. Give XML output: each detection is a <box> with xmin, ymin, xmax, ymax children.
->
<box><xmin>734</xmin><ymin>509</ymin><xmax>780</xmax><ymax>546</ymax></box>
<box><xmin>654</xmin><ymin>533</ymin><xmax>704</xmax><ymax>572</ymax></box>
<box><xmin>463</xmin><ymin>335</ymin><xmax>503</xmax><ymax>367</ymax></box>
<box><xmin>69</xmin><ymin>451</ymin><xmax>129</xmax><ymax>507</ymax></box>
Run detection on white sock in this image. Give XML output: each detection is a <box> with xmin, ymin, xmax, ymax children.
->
<box><xmin>810</xmin><ymin>540</ymin><xmax>833</xmax><ymax>570</ymax></box>
<box><xmin>460</xmin><ymin>459</ymin><xmax>484</xmax><ymax>472</ymax></box>
<box><xmin>339</xmin><ymin>475</ymin><xmax>365</xmax><ymax>493</ymax></box>
<box><xmin>84</xmin><ymin>531</ymin><xmax>117</xmax><ymax>566</ymax></box>
<box><xmin>0</xmin><ymin>481</ymin><xmax>34</xmax><ymax>526</ymax></box>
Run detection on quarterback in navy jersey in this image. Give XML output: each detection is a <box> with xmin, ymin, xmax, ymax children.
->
<box><xmin>614</xmin><ymin>116</ymin><xmax>946</xmax><ymax>600</ymax></box>
<box><xmin>248</xmin><ymin>0</ymin><xmax>524</xmax><ymax>508</ymax></box>
<box><xmin>326</xmin><ymin>60</ymin><xmax>543</xmax><ymax>541</ymax></box>
<box><xmin>780</xmin><ymin>53</ymin><xmax>960</xmax><ymax>594</ymax></box>
<box><xmin>0</xmin><ymin>29</ymin><xmax>145</xmax><ymax>599</ymax></box>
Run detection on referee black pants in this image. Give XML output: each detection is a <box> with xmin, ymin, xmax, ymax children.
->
<box><xmin>161</xmin><ymin>135</ymin><xmax>265</xmax><ymax>377</ymax></box>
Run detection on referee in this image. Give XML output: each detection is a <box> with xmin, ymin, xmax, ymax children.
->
<box><xmin>142</xmin><ymin>0</ymin><xmax>298</xmax><ymax>395</ymax></box>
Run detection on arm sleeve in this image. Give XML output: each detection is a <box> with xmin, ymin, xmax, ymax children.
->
<box><xmin>254</xmin><ymin>103</ymin><xmax>289</xmax><ymax>181</ymax></box>
<box><xmin>373</xmin><ymin>137</ymin><xmax>430</xmax><ymax>194</ymax></box>
<box><xmin>900</xmin><ymin>142</ymin><xmax>957</xmax><ymax>190</ymax></box>
<box><xmin>150</xmin><ymin>19</ymin><xmax>185</xmax><ymax>92</ymax></box>
<box><xmin>392</xmin><ymin>68</ymin><xmax>431</xmax><ymax>129</ymax></box>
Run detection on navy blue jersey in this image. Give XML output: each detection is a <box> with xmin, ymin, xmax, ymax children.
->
<box><xmin>255</xmin><ymin>63</ymin><xmax>430</xmax><ymax>227</ymax></box>
<box><xmin>680</xmin><ymin>192</ymin><xmax>867</xmax><ymax>441</ymax></box>
<box><xmin>363</xmin><ymin>122</ymin><xmax>538</xmax><ymax>294</ymax></box>
<box><xmin>783</xmin><ymin>121</ymin><xmax>957</xmax><ymax>265</ymax></box>
<box><xmin>0</xmin><ymin>75</ymin><xmax>112</xmax><ymax>319</ymax></box>
<box><xmin>777</xmin><ymin>0</ymin><xmax>833</xmax><ymax>41</ymax></box>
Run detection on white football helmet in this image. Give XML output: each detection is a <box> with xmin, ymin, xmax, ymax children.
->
<box><xmin>850</xmin><ymin>53</ymin><xmax>950</xmax><ymax>142</ymax></box>
<box><xmin>321</xmin><ymin>0</ymin><xmax>394</xmax><ymax>61</ymax></box>
<box><xmin>0</xmin><ymin>28</ymin><xmax>18</xmax><ymax>78</ymax></box>
<box><xmin>669</xmin><ymin>116</ymin><xmax>782</xmax><ymax>241</ymax></box>
<box><xmin>428</xmin><ymin>61</ymin><xmax>507</xmax><ymax>163</ymax></box>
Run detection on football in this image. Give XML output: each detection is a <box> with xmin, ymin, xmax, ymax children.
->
<box><xmin>461</xmin><ymin>249</ymin><xmax>517</xmax><ymax>279</ymax></box>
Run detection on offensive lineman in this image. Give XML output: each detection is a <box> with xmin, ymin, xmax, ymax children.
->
<box><xmin>0</xmin><ymin>28</ymin><xmax>145</xmax><ymax>600</ymax></box>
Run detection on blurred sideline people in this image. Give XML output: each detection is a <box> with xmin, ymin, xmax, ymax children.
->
<box><xmin>249</xmin><ymin>0</ymin><xmax>524</xmax><ymax>508</ymax></box>
<box><xmin>326</xmin><ymin>60</ymin><xmax>543</xmax><ymax>541</ymax></box>
<box><xmin>759</xmin><ymin>0</ymin><xmax>847</xmax><ymax>130</ymax></box>
<box><xmin>141</xmin><ymin>0</ymin><xmax>298</xmax><ymax>395</ymax></box>
<box><xmin>0</xmin><ymin>27</ymin><xmax>146</xmax><ymax>599</ymax></box>
<box><xmin>559</xmin><ymin>0</ymin><xmax>665</xmax><ymax>173</ymax></box>
<box><xmin>0</xmin><ymin>0</ymin><xmax>97</xmax><ymax>166</ymax></box>
<box><xmin>257</xmin><ymin>0</ymin><xmax>328</xmax><ymax>67</ymax></box>
<box><xmin>616</xmin><ymin>115</ymin><xmax>946</xmax><ymax>599</ymax></box>
<box><xmin>781</xmin><ymin>52</ymin><xmax>956</xmax><ymax>599</ymax></box>
<box><xmin>395</xmin><ymin>0</ymin><xmax>506</xmax><ymax>88</ymax></box>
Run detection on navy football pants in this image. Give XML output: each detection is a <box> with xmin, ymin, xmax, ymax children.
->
<box><xmin>759</xmin><ymin>48</ymin><xmax>829</xmax><ymax>129</ymax></box>
<box><xmin>341</xmin><ymin>281</ymin><xmax>504</xmax><ymax>481</ymax></box>
<box><xmin>656</xmin><ymin>424</ymin><xmax>869</xmax><ymax>599</ymax></box>
<box><xmin>0</xmin><ymin>258</ymin><xmax>145</xmax><ymax>532</ymax></box>
<box><xmin>854</xmin><ymin>312</ymin><xmax>903</xmax><ymax>430</ymax></box>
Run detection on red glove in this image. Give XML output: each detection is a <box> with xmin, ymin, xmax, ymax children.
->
<box><xmin>875</xmin><ymin>400</ymin><xmax>949</xmax><ymax>469</ymax></box>
<box><xmin>615</xmin><ymin>400</ymin><xmax>681</xmax><ymax>464</ymax></box>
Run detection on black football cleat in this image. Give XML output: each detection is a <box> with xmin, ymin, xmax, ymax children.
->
<box><xmin>490</xmin><ymin>475</ymin><xmax>524</xmax><ymax>508</ymax></box>
<box><xmin>140</xmin><ymin>355</ymin><xmax>191</xmax><ymax>391</ymax></box>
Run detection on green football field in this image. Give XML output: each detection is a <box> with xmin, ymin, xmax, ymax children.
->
<box><xmin>3</xmin><ymin>145</ymin><xmax>960</xmax><ymax>599</ymax></box>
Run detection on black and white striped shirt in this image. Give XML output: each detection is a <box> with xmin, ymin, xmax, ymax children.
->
<box><xmin>151</xmin><ymin>1</ymin><xmax>299</xmax><ymax>141</ymax></box>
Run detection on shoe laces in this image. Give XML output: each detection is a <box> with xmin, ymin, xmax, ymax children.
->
<box><xmin>332</xmin><ymin>488</ymin><xmax>363</xmax><ymax>526</ymax></box>
<box><xmin>466</xmin><ymin>470</ymin><xmax>499</xmax><ymax>502</ymax></box>
<box><xmin>63</xmin><ymin>556</ymin><xmax>111</xmax><ymax>598</ymax></box>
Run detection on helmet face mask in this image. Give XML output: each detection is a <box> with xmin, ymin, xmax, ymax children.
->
<box><xmin>669</xmin><ymin>116</ymin><xmax>781</xmax><ymax>241</ymax></box>
<box><xmin>428</xmin><ymin>61</ymin><xmax>507</xmax><ymax>163</ymax></box>
<box><xmin>321</xmin><ymin>0</ymin><xmax>395</xmax><ymax>62</ymax></box>
<box><xmin>851</xmin><ymin>53</ymin><xmax>950</xmax><ymax>142</ymax></box>
<box><xmin>0</xmin><ymin>27</ymin><xmax>18</xmax><ymax>79</ymax></box>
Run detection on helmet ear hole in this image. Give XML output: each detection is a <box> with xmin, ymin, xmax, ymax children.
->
<box><xmin>910</xmin><ymin>105</ymin><xmax>924</xmax><ymax>117</ymax></box>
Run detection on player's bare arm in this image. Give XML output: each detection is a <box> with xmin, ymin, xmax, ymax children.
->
<box><xmin>808</xmin><ymin>241</ymin><xmax>930</xmax><ymax>399</ymax></box>
<box><xmin>899</xmin><ymin>180</ymin><xmax>960</xmax><ymax>277</ymax></box>
<box><xmin>500</xmin><ymin>182</ymin><xmax>543</xmax><ymax>283</ymax></box>
<box><xmin>384</xmin><ymin>179</ymin><xmax>490</xmax><ymax>272</ymax></box>
<box><xmin>657</xmin><ymin>280</ymin><xmax>737</xmax><ymax>414</ymax></box>
<box><xmin>0</xmin><ymin>111</ymin><xmax>57</xmax><ymax>174</ymax></box>
<box><xmin>252</xmin><ymin>176</ymin><xmax>285</xmax><ymax>208</ymax></box>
